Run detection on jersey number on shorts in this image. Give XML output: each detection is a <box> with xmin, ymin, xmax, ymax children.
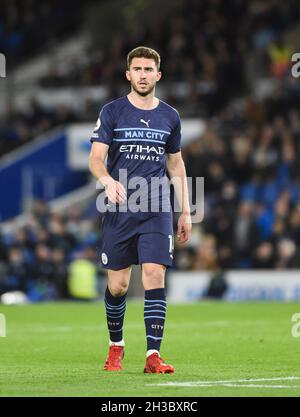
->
<box><xmin>168</xmin><ymin>235</ymin><xmax>174</xmax><ymax>254</ymax></box>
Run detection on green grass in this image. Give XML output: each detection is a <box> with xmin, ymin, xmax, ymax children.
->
<box><xmin>1</xmin><ymin>301</ymin><xmax>300</xmax><ymax>397</ymax></box>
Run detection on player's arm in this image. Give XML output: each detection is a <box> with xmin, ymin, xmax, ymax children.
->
<box><xmin>166</xmin><ymin>151</ymin><xmax>191</xmax><ymax>243</ymax></box>
<box><xmin>89</xmin><ymin>142</ymin><xmax>126</xmax><ymax>204</ymax></box>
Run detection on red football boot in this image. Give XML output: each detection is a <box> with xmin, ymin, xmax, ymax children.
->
<box><xmin>103</xmin><ymin>345</ymin><xmax>124</xmax><ymax>371</ymax></box>
<box><xmin>144</xmin><ymin>352</ymin><xmax>174</xmax><ymax>374</ymax></box>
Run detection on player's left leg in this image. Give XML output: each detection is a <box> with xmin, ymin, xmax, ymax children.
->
<box><xmin>141</xmin><ymin>262</ymin><xmax>174</xmax><ymax>374</ymax></box>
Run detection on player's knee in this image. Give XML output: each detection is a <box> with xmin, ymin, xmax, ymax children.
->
<box><xmin>109</xmin><ymin>282</ymin><xmax>128</xmax><ymax>297</ymax></box>
<box><xmin>143</xmin><ymin>267</ymin><xmax>164</xmax><ymax>288</ymax></box>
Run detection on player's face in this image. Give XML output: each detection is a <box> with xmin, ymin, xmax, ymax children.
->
<box><xmin>126</xmin><ymin>57</ymin><xmax>161</xmax><ymax>97</ymax></box>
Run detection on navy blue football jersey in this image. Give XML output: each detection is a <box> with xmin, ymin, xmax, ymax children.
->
<box><xmin>90</xmin><ymin>96</ymin><xmax>181</xmax><ymax>212</ymax></box>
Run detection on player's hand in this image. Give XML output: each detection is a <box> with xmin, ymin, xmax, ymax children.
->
<box><xmin>177</xmin><ymin>213</ymin><xmax>192</xmax><ymax>244</ymax></box>
<box><xmin>103</xmin><ymin>178</ymin><xmax>127</xmax><ymax>204</ymax></box>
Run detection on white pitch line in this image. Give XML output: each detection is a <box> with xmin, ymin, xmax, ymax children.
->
<box><xmin>186</xmin><ymin>384</ymin><xmax>300</xmax><ymax>389</ymax></box>
<box><xmin>148</xmin><ymin>376</ymin><xmax>300</xmax><ymax>387</ymax></box>
<box><xmin>217</xmin><ymin>384</ymin><xmax>300</xmax><ymax>389</ymax></box>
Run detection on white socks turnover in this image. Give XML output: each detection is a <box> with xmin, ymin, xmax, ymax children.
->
<box><xmin>109</xmin><ymin>341</ymin><xmax>160</xmax><ymax>358</ymax></box>
<box><xmin>146</xmin><ymin>349</ymin><xmax>160</xmax><ymax>358</ymax></box>
<box><xmin>109</xmin><ymin>339</ymin><xmax>125</xmax><ymax>347</ymax></box>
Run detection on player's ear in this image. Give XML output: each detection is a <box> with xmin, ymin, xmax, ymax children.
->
<box><xmin>156</xmin><ymin>71</ymin><xmax>162</xmax><ymax>82</ymax></box>
<box><xmin>126</xmin><ymin>70</ymin><xmax>131</xmax><ymax>81</ymax></box>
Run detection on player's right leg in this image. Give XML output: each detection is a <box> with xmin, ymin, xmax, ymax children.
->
<box><xmin>103</xmin><ymin>267</ymin><xmax>131</xmax><ymax>371</ymax></box>
<box><xmin>100</xmin><ymin>211</ymin><xmax>138</xmax><ymax>369</ymax></box>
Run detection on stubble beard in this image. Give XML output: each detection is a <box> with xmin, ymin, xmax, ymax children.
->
<box><xmin>131</xmin><ymin>82</ymin><xmax>155</xmax><ymax>97</ymax></box>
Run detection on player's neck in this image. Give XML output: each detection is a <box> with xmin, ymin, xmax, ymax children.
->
<box><xmin>127</xmin><ymin>91</ymin><xmax>159</xmax><ymax>110</ymax></box>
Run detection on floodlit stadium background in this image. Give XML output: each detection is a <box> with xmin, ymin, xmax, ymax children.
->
<box><xmin>1</xmin><ymin>0</ymin><xmax>300</xmax><ymax>303</ymax></box>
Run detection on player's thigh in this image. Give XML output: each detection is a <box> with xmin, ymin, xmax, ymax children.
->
<box><xmin>107</xmin><ymin>266</ymin><xmax>132</xmax><ymax>296</ymax></box>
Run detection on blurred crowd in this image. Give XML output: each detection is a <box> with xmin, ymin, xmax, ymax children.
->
<box><xmin>174</xmin><ymin>83</ymin><xmax>300</xmax><ymax>271</ymax></box>
<box><xmin>0</xmin><ymin>99</ymin><xmax>77</xmax><ymax>157</ymax></box>
<box><xmin>0</xmin><ymin>0</ymin><xmax>85</xmax><ymax>64</ymax></box>
<box><xmin>0</xmin><ymin>201</ymin><xmax>103</xmax><ymax>301</ymax></box>
<box><xmin>39</xmin><ymin>0</ymin><xmax>299</xmax><ymax>110</ymax></box>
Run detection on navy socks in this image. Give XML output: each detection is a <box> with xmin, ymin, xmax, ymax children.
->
<box><xmin>105</xmin><ymin>286</ymin><xmax>126</xmax><ymax>343</ymax></box>
<box><xmin>144</xmin><ymin>288</ymin><xmax>166</xmax><ymax>353</ymax></box>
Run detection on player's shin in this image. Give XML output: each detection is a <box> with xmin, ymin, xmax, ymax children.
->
<box><xmin>144</xmin><ymin>288</ymin><xmax>166</xmax><ymax>356</ymax></box>
<box><xmin>105</xmin><ymin>286</ymin><xmax>127</xmax><ymax>345</ymax></box>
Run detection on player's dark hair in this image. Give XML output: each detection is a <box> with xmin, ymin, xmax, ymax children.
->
<box><xmin>127</xmin><ymin>46</ymin><xmax>161</xmax><ymax>70</ymax></box>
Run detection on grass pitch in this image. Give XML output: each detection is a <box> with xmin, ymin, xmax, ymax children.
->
<box><xmin>1</xmin><ymin>301</ymin><xmax>300</xmax><ymax>397</ymax></box>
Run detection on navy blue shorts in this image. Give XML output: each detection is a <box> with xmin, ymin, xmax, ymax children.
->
<box><xmin>100</xmin><ymin>211</ymin><xmax>174</xmax><ymax>270</ymax></box>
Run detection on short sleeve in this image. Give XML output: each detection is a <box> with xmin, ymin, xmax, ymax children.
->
<box><xmin>165</xmin><ymin>112</ymin><xmax>181</xmax><ymax>154</ymax></box>
<box><xmin>90</xmin><ymin>105</ymin><xmax>114</xmax><ymax>145</ymax></box>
